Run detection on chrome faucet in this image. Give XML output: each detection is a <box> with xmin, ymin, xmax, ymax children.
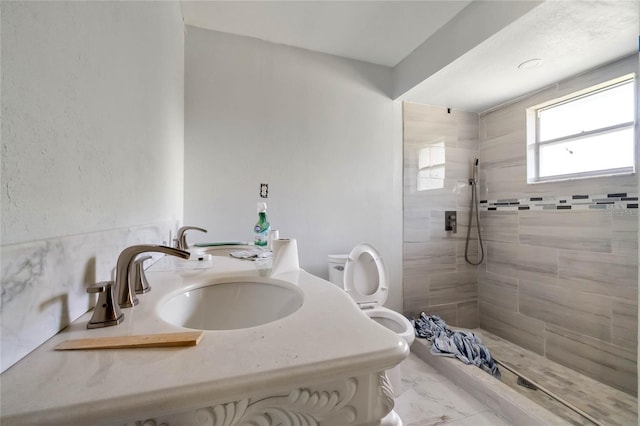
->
<box><xmin>116</xmin><ymin>245</ymin><xmax>190</xmax><ymax>308</ymax></box>
<box><xmin>174</xmin><ymin>226</ymin><xmax>207</xmax><ymax>250</ymax></box>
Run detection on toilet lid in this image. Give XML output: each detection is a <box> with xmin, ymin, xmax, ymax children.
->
<box><xmin>343</xmin><ymin>243</ymin><xmax>388</xmax><ymax>307</ymax></box>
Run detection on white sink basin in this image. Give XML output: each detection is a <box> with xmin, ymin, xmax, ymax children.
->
<box><xmin>158</xmin><ymin>277</ymin><xmax>304</xmax><ymax>330</ymax></box>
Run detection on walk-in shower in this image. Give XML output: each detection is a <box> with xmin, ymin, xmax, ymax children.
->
<box><xmin>464</xmin><ymin>158</ymin><xmax>485</xmax><ymax>265</ymax></box>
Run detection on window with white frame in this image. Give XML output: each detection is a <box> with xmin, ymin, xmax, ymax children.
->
<box><xmin>526</xmin><ymin>74</ymin><xmax>636</xmax><ymax>183</ymax></box>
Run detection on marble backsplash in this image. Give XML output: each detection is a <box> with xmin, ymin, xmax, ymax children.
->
<box><xmin>1</xmin><ymin>222</ymin><xmax>177</xmax><ymax>373</ymax></box>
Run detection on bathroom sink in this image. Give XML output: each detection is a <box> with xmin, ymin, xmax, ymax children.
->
<box><xmin>192</xmin><ymin>244</ymin><xmax>255</xmax><ymax>257</ymax></box>
<box><xmin>158</xmin><ymin>277</ymin><xmax>304</xmax><ymax>330</ymax></box>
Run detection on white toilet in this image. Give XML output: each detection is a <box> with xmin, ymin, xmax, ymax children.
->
<box><xmin>327</xmin><ymin>244</ymin><xmax>415</xmax><ymax>397</ymax></box>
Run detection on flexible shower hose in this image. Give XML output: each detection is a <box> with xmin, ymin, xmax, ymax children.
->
<box><xmin>464</xmin><ymin>180</ymin><xmax>485</xmax><ymax>265</ymax></box>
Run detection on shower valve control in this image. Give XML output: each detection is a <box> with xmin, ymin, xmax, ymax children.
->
<box><xmin>445</xmin><ymin>211</ymin><xmax>457</xmax><ymax>233</ymax></box>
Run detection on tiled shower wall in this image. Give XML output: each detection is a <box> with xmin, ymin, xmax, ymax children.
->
<box><xmin>478</xmin><ymin>56</ymin><xmax>638</xmax><ymax>395</ymax></box>
<box><xmin>403</xmin><ymin>56</ymin><xmax>638</xmax><ymax>395</ymax></box>
<box><xmin>402</xmin><ymin>102</ymin><xmax>480</xmax><ymax>328</ymax></box>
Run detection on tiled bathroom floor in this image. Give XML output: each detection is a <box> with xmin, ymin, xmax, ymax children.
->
<box><xmin>398</xmin><ymin>331</ymin><xmax>638</xmax><ymax>426</ymax></box>
<box><xmin>394</xmin><ymin>353</ymin><xmax>509</xmax><ymax>426</ymax></box>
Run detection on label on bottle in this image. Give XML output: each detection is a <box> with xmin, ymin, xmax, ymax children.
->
<box><xmin>254</xmin><ymin>209</ymin><xmax>270</xmax><ymax>246</ymax></box>
<box><xmin>254</xmin><ymin>228</ymin><xmax>268</xmax><ymax>246</ymax></box>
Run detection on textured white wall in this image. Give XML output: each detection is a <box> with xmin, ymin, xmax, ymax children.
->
<box><xmin>1</xmin><ymin>1</ymin><xmax>185</xmax><ymax>245</ymax></box>
<box><xmin>184</xmin><ymin>27</ymin><xmax>404</xmax><ymax>311</ymax></box>
<box><xmin>0</xmin><ymin>1</ymin><xmax>184</xmax><ymax>372</ymax></box>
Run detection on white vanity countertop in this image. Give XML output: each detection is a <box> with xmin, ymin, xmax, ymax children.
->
<box><xmin>0</xmin><ymin>256</ymin><xmax>408</xmax><ymax>425</ymax></box>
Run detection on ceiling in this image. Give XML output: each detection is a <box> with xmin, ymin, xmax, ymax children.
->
<box><xmin>180</xmin><ymin>1</ymin><xmax>472</xmax><ymax>67</ymax></box>
<box><xmin>181</xmin><ymin>1</ymin><xmax>639</xmax><ymax>113</ymax></box>
<box><xmin>401</xmin><ymin>0</ymin><xmax>639</xmax><ymax>112</ymax></box>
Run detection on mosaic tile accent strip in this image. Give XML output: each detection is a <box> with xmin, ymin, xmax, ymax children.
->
<box><xmin>479</xmin><ymin>193</ymin><xmax>639</xmax><ymax>212</ymax></box>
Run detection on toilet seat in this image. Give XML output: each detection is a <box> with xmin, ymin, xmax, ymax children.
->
<box><xmin>365</xmin><ymin>307</ymin><xmax>415</xmax><ymax>346</ymax></box>
<box><xmin>344</xmin><ymin>244</ymin><xmax>389</xmax><ymax>309</ymax></box>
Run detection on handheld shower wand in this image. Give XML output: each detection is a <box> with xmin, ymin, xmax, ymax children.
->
<box><xmin>465</xmin><ymin>158</ymin><xmax>485</xmax><ymax>265</ymax></box>
<box><xmin>472</xmin><ymin>158</ymin><xmax>479</xmax><ymax>184</ymax></box>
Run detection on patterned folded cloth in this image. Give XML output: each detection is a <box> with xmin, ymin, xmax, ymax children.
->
<box><xmin>413</xmin><ymin>313</ymin><xmax>501</xmax><ymax>378</ymax></box>
<box><xmin>229</xmin><ymin>249</ymin><xmax>273</xmax><ymax>261</ymax></box>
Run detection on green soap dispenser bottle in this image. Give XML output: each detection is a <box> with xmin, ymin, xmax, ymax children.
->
<box><xmin>254</xmin><ymin>202</ymin><xmax>270</xmax><ymax>246</ymax></box>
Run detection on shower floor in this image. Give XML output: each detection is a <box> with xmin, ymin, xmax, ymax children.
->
<box><xmin>412</xmin><ymin>329</ymin><xmax>637</xmax><ymax>426</ymax></box>
<box><xmin>479</xmin><ymin>330</ymin><xmax>637</xmax><ymax>426</ymax></box>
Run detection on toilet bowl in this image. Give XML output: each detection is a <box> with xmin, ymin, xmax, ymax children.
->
<box><xmin>327</xmin><ymin>245</ymin><xmax>415</xmax><ymax>398</ymax></box>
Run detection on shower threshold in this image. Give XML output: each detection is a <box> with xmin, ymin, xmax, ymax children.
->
<box><xmin>412</xmin><ymin>330</ymin><xmax>637</xmax><ymax>426</ymax></box>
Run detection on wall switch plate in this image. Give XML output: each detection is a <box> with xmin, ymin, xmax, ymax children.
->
<box><xmin>260</xmin><ymin>183</ymin><xmax>269</xmax><ymax>198</ymax></box>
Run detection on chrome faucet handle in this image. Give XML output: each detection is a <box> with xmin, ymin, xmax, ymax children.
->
<box><xmin>87</xmin><ymin>281</ymin><xmax>124</xmax><ymax>329</ymax></box>
<box><xmin>116</xmin><ymin>245</ymin><xmax>190</xmax><ymax>308</ymax></box>
<box><xmin>132</xmin><ymin>255</ymin><xmax>152</xmax><ymax>294</ymax></box>
<box><xmin>175</xmin><ymin>226</ymin><xmax>208</xmax><ymax>250</ymax></box>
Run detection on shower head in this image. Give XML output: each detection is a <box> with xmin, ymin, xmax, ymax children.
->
<box><xmin>471</xmin><ymin>159</ymin><xmax>479</xmax><ymax>184</ymax></box>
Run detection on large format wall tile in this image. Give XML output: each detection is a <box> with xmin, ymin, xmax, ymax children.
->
<box><xmin>429</xmin><ymin>270</ymin><xmax>477</xmax><ymax>306</ymax></box>
<box><xmin>477</xmin><ymin>271</ymin><xmax>518</xmax><ymax>312</ymax></box>
<box><xmin>479</xmin><ymin>301</ymin><xmax>545</xmax><ymax>355</ymax></box>
<box><xmin>457</xmin><ymin>300</ymin><xmax>479</xmax><ymax>329</ymax></box>
<box><xmin>479</xmin><ymin>132</ymin><xmax>525</xmax><ymax>170</ymax></box>
<box><xmin>519</xmin><ymin>279</ymin><xmax>611</xmax><ymax>342</ymax></box>
<box><xmin>611</xmin><ymin>299</ymin><xmax>639</xmax><ymax>351</ymax></box>
<box><xmin>426</xmin><ymin>303</ymin><xmax>457</xmax><ymax>325</ymax></box>
<box><xmin>405</xmin><ymin>191</ymin><xmax>458</xmax><ymax>209</ymax></box>
<box><xmin>480</xmin><ymin>164</ymin><xmax>556</xmax><ymax>201</ymax></box>
<box><xmin>479</xmin><ymin>211</ymin><xmax>518</xmax><ymax>243</ymax></box>
<box><xmin>612</xmin><ymin>211</ymin><xmax>639</xmax><ymax>256</ymax></box>
<box><xmin>455</xmin><ymin>239</ymin><xmax>481</xmax><ymax>267</ymax></box>
<box><xmin>403</xmin><ymin>266</ymin><xmax>430</xmax><ymax>315</ymax></box>
<box><xmin>519</xmin><ymin>210</ymin><xmax>612</xmax><ymax>252</ymax></box>
<box><xmin>514</xmin><ymin>244</ymin><xmax>560</xmax><ymax>282</ymax></box>
<box><xmin>486</xmin><ymin>241</ymin><xmax>559</xmax><ymax>282</ymax></box>
<box><xmin>403</xmin><ymin>241</ymin><xmax>457</xmax><ymax>274</ymax></box>
<box><xmin>558</xmin><ymin>249</ymin><xmax>638</xmax><ymax>300</ymax></box>
<box><xmin>485</xmin><ymin>241</ymin><xmax>520</xmax><ymax>279</ymax></box>
<box><xmin>545</xmin><ymin>324</ymin><xmax>637</xmax><ymax>395</ymax></box>
<box><xmin>555</xmin><ymin>174</ymin><xmax>638</xmax><ymax>199</ymax></box>
<box><xmin>403</xmin><ymin>202</ymin><xmax>431</xmax><ymax>243</ymax></box>
<box><xmin>479</xmin><ymin>105</ymin><xmax>524</xmax><ymax>141</ymax></box>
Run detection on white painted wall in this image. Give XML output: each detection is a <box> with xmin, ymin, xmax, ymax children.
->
<box><xmin>184</xmin><ymin>27</ymin><xmax>404</xmax><ymax>311</ymax></box>
<box><xmin>1</xmin><ymin>1</ymin><xmax>185</xmax><ymax>245</ymax></box>
<box><xmin>1</xmin><ymin>1</ymin><xmax>184</xmax><ymax>372</ymax></box>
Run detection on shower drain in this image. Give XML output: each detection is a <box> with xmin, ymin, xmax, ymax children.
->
<box><xmin>517</xmin><ymin>376</ymin><xmax>538</xmax><ymax>390</ymax></box>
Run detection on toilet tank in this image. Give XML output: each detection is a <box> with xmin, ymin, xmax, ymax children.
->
<box><xmin>327</xmin><ymin>254</ymin><xmax>348</xmax><ymax>287</ymax></box>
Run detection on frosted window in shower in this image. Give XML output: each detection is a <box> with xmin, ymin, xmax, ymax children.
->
<box><xmin>527</xmin><ymin>74</ymin><xmax>636</xmax><ymax>183</ymax></box>
<box><xmin>417</xmin><ymin>139</ymin><xmax>445</xmax><ymax>191</ymax></box>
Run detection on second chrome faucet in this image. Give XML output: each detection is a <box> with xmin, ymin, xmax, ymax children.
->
<box><xmin>116</xmin><ymin>245</ymin><xmax>190</xmax><ymax>308</ymax></box>
<box><xmin>174</xmin><ymin>226</ymin><xmax>207</xmax><ymax>250</ymax></box>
